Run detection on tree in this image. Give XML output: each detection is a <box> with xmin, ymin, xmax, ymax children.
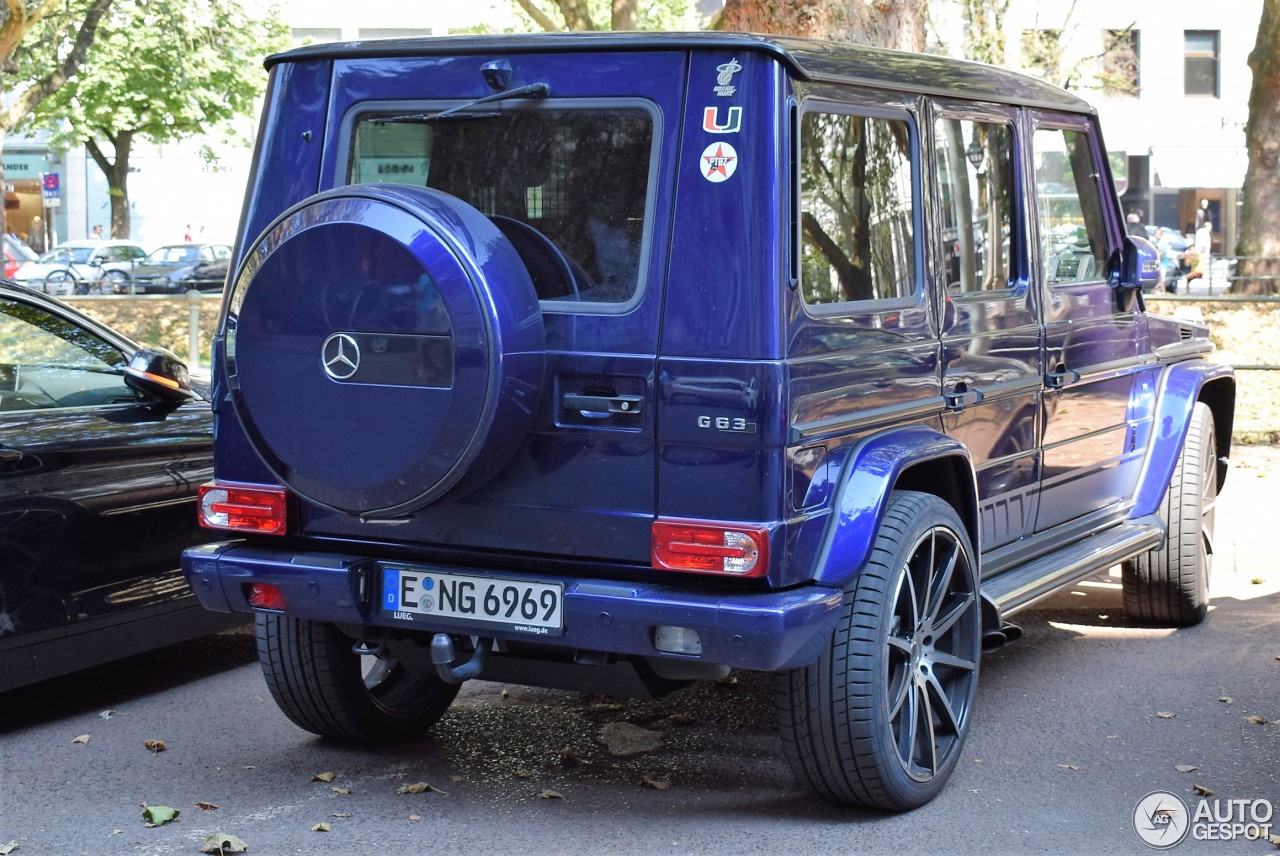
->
<box><xmin>717</xmin><ymin>0</ymin><xmax>926</xmax><ymax>52</ymax></box>
<box><xmin>1234</xmin><ymin>0</ymin><xmax>1280</xmax><ymax>295</ymax></box>
<box><xmin>21</xmin><ymin>0</ymin><xmax>288</xmax><ymax>238</ymax></box>
<box><xmin>512</xmin><ymin>0</ymin><xmax>691</xmax><ymax>32</ymax></box>
<box><xmin>0</xmin><ymin>0</ymin><xmax>114</xmax><ymax>234</ymax></box>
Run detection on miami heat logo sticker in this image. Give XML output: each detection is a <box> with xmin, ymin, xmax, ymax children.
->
<box><xmin>702</xmin><ymin>106</ymin><xmax>742</xmax><ymax>134</ymax></box>
<box><xmin>700</xmin><ymin>142</ymin><xmax>738</xmax><ymax>183</ymax></box>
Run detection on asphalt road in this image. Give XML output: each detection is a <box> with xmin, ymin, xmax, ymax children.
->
<box><xmin>1</xmin><ymin>447</ymin><xmax>1277</xmax><ymax>856</ymax></box>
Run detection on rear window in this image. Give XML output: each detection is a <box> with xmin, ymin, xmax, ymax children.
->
<box><xmin>347</xmin><ymin>104</ymin><xmax>655</xmax><ymax>307</ymax></box>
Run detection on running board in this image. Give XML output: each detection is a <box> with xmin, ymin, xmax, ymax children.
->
<box><xmin>982</xmin><ymin>515</ymin><xmax>1164</xmax><ymax>618</ymax></box>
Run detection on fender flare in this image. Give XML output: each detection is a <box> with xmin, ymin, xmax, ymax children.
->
<box><xmin>1130</xmin><ymin>360</ymin><xmax>1235</xmax><ymax>519</ymax></box>
<box><xmin>811</xmin><ymin>427</ymin><xmax>978</xmax><ymax>588</ymax></box>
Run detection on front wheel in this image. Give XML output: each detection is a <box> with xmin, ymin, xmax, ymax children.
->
<box><xmin>1123</xmin><ymin>401</ymin><xmax>1217</xmax><ymax>625</ymax></box>
<box><xmin>256</xmin><ymin>614</ymin><xmax>459</xmax><ymax>742</ymax></box>
<box><xmin>776</xmin><ymin>491</ymin><xmax>981</xmax><ymax>810</ymax></box>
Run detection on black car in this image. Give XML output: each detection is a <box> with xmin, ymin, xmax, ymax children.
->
<box><xmin>126</xmin><ymin>243</ymin><xmax>233</xmax><ymax>294</ymax></box>
<box><xmin>0</xmin><ymin>280</ymin><xmax>238</xmax><ymax>692</ymax></box>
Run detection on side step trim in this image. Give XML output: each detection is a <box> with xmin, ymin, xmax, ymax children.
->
<box><xmin>983</xmin><ymin>514</ymin><xmax>1163</xmax><ymax>618</ymax></box>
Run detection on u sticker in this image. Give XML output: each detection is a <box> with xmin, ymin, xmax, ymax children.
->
<box><xmin>702</xmin><ymin>106</ymin><xmax>742</xmax><ymax>134</ymax></box>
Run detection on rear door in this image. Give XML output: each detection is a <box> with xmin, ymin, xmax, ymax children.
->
<box><xmin>931</xmin><ymin>102</ymin><xmax>1041</xmax><ymax>550</ymax></box>
<box><xmin>312</xmin><ymin>50</ymin><xmax>688</xmax><ymax>564</ymax></box>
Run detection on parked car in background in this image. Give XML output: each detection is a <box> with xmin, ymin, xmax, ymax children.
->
<box><xmin>4</xmin><ymin>235</ymin><xmax>37</xmax><ymax>279</ymax></box>
<box><xmin>126</xmin><ymin>243</ymin><xmax>232</xmax><ymax>294</ymax></box>
<box><xmin>1146</xmin><ymin>225</ymin><xmax>1192</xmax><ymax>290</ymax></box>
<box><xmin>0</xmin><ymin>279</ymin><xmax>239</xmax><ymax>693</ymax></box>
<box><xmin>13</xmin><ymin>240</ymin><xmax>147</xmax><ymax>295</ymax></box>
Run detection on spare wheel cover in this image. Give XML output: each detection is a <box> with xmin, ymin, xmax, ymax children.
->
<box><xmin>225</xmin><ymin>185</ymin><xmax>544</xmax><ymax>517</ymax></box>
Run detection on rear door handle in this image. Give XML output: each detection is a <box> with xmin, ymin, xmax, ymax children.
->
<box><xmin>562</xmin><ymin>393</ymin><xmax>643</xmax><ymax>417</ymax></box>
<box><xmin>1045</xmin><ymin>368</ymin><xmax>1082</xmax><ymax>389</ymax></box>
<box><xmin>943</xmin><ymin>388</ymin><xmax>985</xmax><ymax>411</ymax></box>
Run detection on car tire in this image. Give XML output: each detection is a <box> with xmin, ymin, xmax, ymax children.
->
<box><xmin>1122</xmin><ymin>401</ymin><xmax>1216</xmax><ymax>626</ymax></box>
<box><xmin>256</xmin><ymin>614</ymin><xmax>460</xmax><ymax>742</ymax></box>
<box><xmin>103</xmin><ymin>271</ymin><xmax>129</xmax><ymax>294</ymax></box>
<box><xmin>776</xmin><ymin>491</ymin><xmax>981</xmax><ymax>810</ymax></box>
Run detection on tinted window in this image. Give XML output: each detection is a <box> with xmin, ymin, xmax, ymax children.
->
<box><xmin>349</xmin><ymin>107</ymin><xmax>654</xmax><ymax>306</ymax></box>
<box><xmin>1034</xmin><ymin>128</ymin><xmax>1111</xmax><ymax>285</ymax></box>
<box><xmin>935</xmin><ymin>118</ymin><xmax>1016</xmax><ymax>293</ymax></box>
<box><xmin>800</xmin><ymin>111</ymin><xmax>917</xmax><ymax>307</ymax></box>
<box><xmin>0</xmin><ymin>299</ymin><xmax>134</xmax><ymax>410</ymax></box>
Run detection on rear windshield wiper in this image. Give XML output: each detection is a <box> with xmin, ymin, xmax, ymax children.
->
<box><xmin>372</xmin><ymin>82</ymin><xmax>551</xmax><ymax>125</ymax></box>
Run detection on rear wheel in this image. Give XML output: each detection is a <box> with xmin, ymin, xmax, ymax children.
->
<box><xmin>102</xmin><ymin>270</ymin><xmax>129</xmax><ymax>294</ymax></box>
<box><xmin>256</xmin><ymin>614</ymin><xmax>459</xmax><ymax>742</ymax></box>
<box><xmin>776</xmin><ymin>491</ymin><xmax>981</xmax><ymax>810</ymax></box>
<box><xmin>1123</xmin><ymin>402</ymin><xmax>1217</xmax><ymax>625</ymax></box>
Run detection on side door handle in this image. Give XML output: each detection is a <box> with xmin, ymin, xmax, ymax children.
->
<box><xmin>943</xmin><ymin>386</ymin><xmax>985</xmax><ymax>411</ymax></box>
<box><xmin>0</xmin><ymin>447</ymin><xmax>24</xmax><ymax>463</ymax></box>
<box><xmin>562</xmin><ymin>392</ymin><xmax>644</xmax><ymax>418</ymax></box>
<box><xmin>1045</xmin><ymin>367</ymin><xmax>1082</xmax><ymax>389</ymax></box>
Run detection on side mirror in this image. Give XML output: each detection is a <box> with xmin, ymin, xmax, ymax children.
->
<box><xmin>124</xmin><ymin>347</ymin><xmax>196</xmax><ymax>405</ymax></box>
<box><xmin>1118</xmin><ymin>234</ymin><xmax>1160</xmax><ymax>292</ymax></box>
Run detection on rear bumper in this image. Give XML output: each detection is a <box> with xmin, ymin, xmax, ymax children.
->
<box><xmin>182</xmin><ymin>541</ymin><xmax>843</xmax><ymax>672</ymax></box>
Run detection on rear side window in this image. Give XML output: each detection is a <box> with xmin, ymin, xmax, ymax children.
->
<box><xmin>348</xmin><ymin>105</ymin><xmax>654</xmax><ymax>307</ymax></box>
<box><xmin>1034</xmin><ymin>127</ymin><xmax>1112</xmax><ymax>284</ymax></box>
<box><xmin>934</xmin><ymin>119</ymin><xmax>1016</xmax><ymax>293</ymax></box>
<box><xmin>799</xmin><ymin>111</ymin><xmax>917</xmax><ymax>308</ymax></box>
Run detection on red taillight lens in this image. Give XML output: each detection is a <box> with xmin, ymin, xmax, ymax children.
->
<box><xmin>246</xmin><ymin>582</ymin><xmax>287</xmax><ymax>610</ymax></box>
<box><xmin>198</xmin><ymin>482</ymin><xmax>288</xmax><ymax>535</ymax></box>
<box><xmin>651</xmin><ymin>520</ymin><xmax>769</xmax><ymax>577</ymax></box>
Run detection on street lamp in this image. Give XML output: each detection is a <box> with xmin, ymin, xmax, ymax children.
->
<box><xmin>966</xmin><ymin>137</ymin><xmax>984</xmax><ymax>170</ymax></box>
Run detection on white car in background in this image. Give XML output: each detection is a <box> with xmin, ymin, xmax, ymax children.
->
<box><xmin>14</xmin><ymin>239</ymin><xmax>148</xmax><ymax>295</ymax></box>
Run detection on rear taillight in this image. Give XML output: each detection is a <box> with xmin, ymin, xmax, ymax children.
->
<box><xmin>651</xmin><ymin>520</ymin><xmax>769</xmax><ymax>577</ymax></box>
<box><xmin>246</xmin><ymin>582</ymin><xmax>287</xmax><ymax>610</ymax></box>
<box><xmin>198</xmin><ymin>482</ymin><xmax>289</xmax><ymax>535</ymax></box>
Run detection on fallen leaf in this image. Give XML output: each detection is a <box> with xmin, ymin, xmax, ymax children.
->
<box><xmin>312</xmin><ymin>772</ymin><xmax>336</xmax><ymax>783</ymax></box>
<box><xmin>717</xmin><ymin>675</ymin><xmax>739</xmax><ymax>686</ymax></box>
<box><xmin>513</xmin><ymin>770</ymin><xmax>533</xmax><ymax>779</ymax></box>
<box><xmin>195</xmin><ymin>801</ymin><xmax>218</xmax><ymax>811</ymax></box>
<box><xmin>667</xmin><ymin>713</ymin><xmax>695</xmax><ymax>726</ymax></box>
<box><xmin>1193</xmin><ymin>784</ymin><xmax>1215</xmax><ymax>796</ymax></box>
<box><xmin>1251</xmin><ymin>578</ymin><xmax>1265</xmax><ymax>585</ymax></box>
<box><xmin>640</xmin><ymin>775</ymin><xmax>670</xmax><ymax>790</ymax></box>
<box><xmin>332</xmin><ymin>812</ymin><xmax>352</xmax><ymax>818</ymax></box>
<box><xmin>500</xmin><ymin>689</ymin><xmax>510</xmax><ymax>698</ymax></box>
<box><xmin>200</xmin><ymin>832</ymin><xmax>248</xmax><ymax>854</ymax></box>
<box><xmin>311</xmin><ymin>823</ymin><xmax>330</xmax><ymax>833</ymax></box>
<box><xmin>99</xmin><ymin>709</ymin><xmax>120</xmax><ymax>720</ymax></box>
<box><xmin>0</xmin><ymin>842</ymin><xmax>16</xmax><ymax>855</ymax></box>
<box><xmin>1175</xmin><ymin>764</ymin><xmax>1199</xmax><ymax>773</ymax></box>
<box><xmin>1219</xmin><ymin>696</ymin><xmax>1234</xmax><ymax>704</ymax></box>
<box><xmin>396</xmin><ymin>782</ymin><xmax>446</xmax><ymax>795</ymax></box>
<box><xmin>1156</xmin><ymin>711</ymin><xmax>1177</xmax><ymax>719</ymax></box>
<box><xmin>110</xmin><ymin>830</ymin><xmax>122</xmax><ymax>837</ymax></box>
<box><xmin>144</xmin><ymin>739</ymin><xmax>166</xmax><ymax>753</ymax></box>
<box><xmin>537</xmin><ymin>789</ymin><xmax>565</xmax><ymax>800</ymax></box>
<box><xmin>72</xmin><ymin>734</ymin><xmax>90</xmax><ymax>745</ymax></box>
<box><xmin>1245</xmin><ymin>714</ymin><xmax>1267</xmax><ymax>725</ymax></box>
<box><xmin>1058</xmin><ymin>764</ymin><xmax>1080</xmax><ymax>771</ymax></box>
<box><xmin>330</xmin><ymin>786</ymin><xmax>352</xmax><ymax>795</ymax></box>
<box><xmin>449</xmin><ymin>775</ymin><xmax>464</xmax><ymax>783</ymax></box>
<box><xmin>1268</xmin><ymin>833</ymin><xmax>1280</xmax><ymax>846</ymax></box>
<box><xmin>408</xmin><ymin>814</ymin><xmax>421</xmax><ymax>822</ymax></box>
<box><xmin>141</xmin><ymin>805</ymin><xmax>179</xmax><ymax>827</ymax></box>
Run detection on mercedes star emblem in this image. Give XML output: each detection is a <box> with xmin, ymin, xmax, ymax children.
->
<box><xmin>321</xmin><ymin>333</ymin><xmax>360</xmax><ymax>380</ymax></box>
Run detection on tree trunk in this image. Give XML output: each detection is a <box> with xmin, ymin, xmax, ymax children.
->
<box><xmin>1234</xmin><ymin>0</ymin><xmax>1280</xmax><ymax>296</ymax></box>
<box><xmin>611</xmin><ymin>0</ymin><xmax>637</xmax><ymax>31</ymax></box>
<box><xmin>86</xmin><ymin>131</ymin><xmax>134</xmax><ymax>239</ymax></box>
<box><xmin>719</xmin><ymin>0</ymin><xmax>925</xmax><ymax>52</ymax></box>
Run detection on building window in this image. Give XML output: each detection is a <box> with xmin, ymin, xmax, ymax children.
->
<box><xmin>1184</xmin><ymin>30</ymin><xmax>1219</xmax><ymax>97</ymax></box>
<box><xmin>1101</xmin><ymin>29</ymin><xmax>1140</xmax><ymax>97</ymax></box>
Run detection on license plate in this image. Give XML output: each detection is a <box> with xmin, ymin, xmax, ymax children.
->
<box><xmin>380</xmin><ymin>566</ymin><xmax>563</xmax><ymax>636</ymax></box>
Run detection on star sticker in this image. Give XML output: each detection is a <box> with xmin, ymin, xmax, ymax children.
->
<box><xmin>703</xmin><ymin>144</ymin><xmax>736</xmax><ymax>178</ymax></box>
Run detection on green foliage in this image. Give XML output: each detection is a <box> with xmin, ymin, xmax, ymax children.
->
<box><xmin>512</xmin><ymin>0</ymin><xmax>697</xmax><ymax>32</ymax></box>
<box><xmin>21</xmin><ymin>0</ymin><xmax>290</xmax><ymax>149</ymax></box>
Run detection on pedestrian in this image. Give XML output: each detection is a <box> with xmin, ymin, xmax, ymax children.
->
<box><xmin>1152</xmin><ymin>227</ymin><xmax>1178</xmax><ymax>293</ymax></box>
<box><xmin>184</xmin><ymin>224</ymin><xmax>193</xmax><ymax>242</ymax></box>
<box><xmin>91</xmin><ymin>225</ymin><xmax>104</xmax><ymax>240</ymax></box>
<box><xmin>1125</xmin><ymin>211</ymin><xmax>1147</xmax><ymax>237</ymax></box>
<box><xmin>1194</xmin><ymin>218</ymin><xmax>1213</xmax><ymax>290</ymax></box>
<box><xmin>1194</xmin><ymin>198</ymin><xmax>1211</xmax><ymax>232</ymax></box>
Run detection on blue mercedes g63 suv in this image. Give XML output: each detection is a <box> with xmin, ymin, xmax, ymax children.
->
<box><xmin>183</xmin><ymin>32</ymin><xmax>1234</xmax><ymax>810</ymax></box>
